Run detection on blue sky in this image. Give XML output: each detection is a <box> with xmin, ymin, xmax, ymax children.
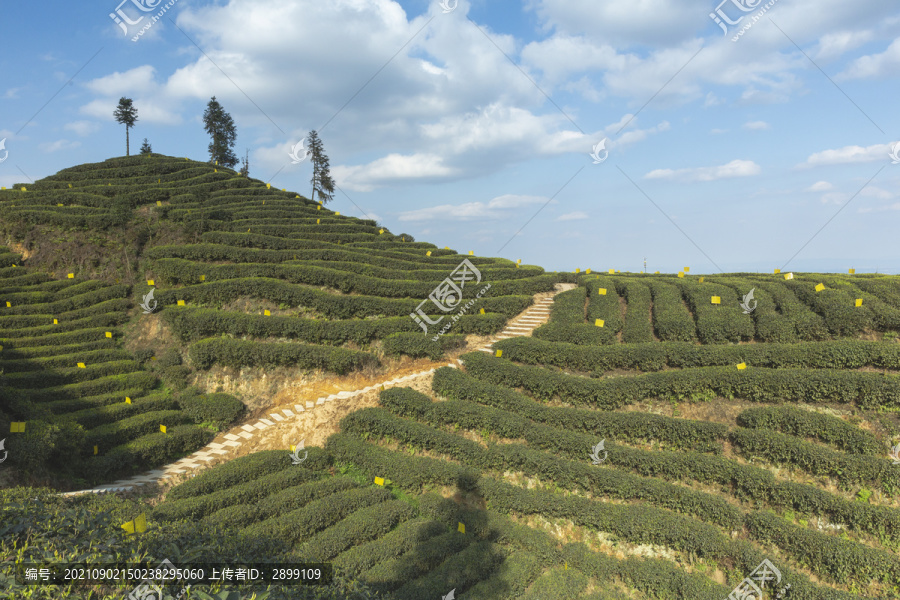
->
<box><xmin>1</xmin><ymin>0</ymin><xmax>899</xmax><ymax>274</ymax></box>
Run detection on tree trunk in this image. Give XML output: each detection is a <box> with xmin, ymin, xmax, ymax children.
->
<box><xmin>126</xmin><ymin>127</ymin><xmax>130</xmax><ymax>156</ymax></box>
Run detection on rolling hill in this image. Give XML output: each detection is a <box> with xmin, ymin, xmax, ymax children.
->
<box><xmin>1</xmin><ymin>154</ymin><xmax>899</xmax><ymax>600</ymax></box>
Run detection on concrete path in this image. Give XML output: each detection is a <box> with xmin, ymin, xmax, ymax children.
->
<box><xmin>60</xmin><ymin>283</ymin><xmax>574</xmax><ymax>497</ymax></box>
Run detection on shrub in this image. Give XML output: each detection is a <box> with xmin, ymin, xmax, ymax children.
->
<box><xmin>177</xmin><ymin>391</ymin><xmax>245</xmax><ymax>427</ymax></box>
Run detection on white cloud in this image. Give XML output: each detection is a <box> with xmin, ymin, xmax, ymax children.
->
<box><xmin>859</xmin><ymin>185</ymin><xmax>895</xmax><ymax>200</ymax></box>
<box><xmin>39</xmin><ymin>139</ymin><xmax>81</xmax><ymax>153</ymax></box>
<box><xmin>64</xmin><ymin>121</ymin><xmax>100</xmax><ymax>136</ymax></box>
<box><xmin>806</xmin><ymin>181</ymin><xmax>833</xmax><ymax>192</ymax></box>
<box><xmin>79</xmin><ymin>99</ymin><xmax>182</xmax><ymax>125</ymax></box>
<box><xmin>800</xmin><ymin>143</ymin><xmax>893</xmax><ymax>167</ymax></box>
<box><xmin>819</xmin><ymin>191</ymin><xmax>847</xmax><ymax>204</ymax></box>
<box><xmin>556</xmin><ymin>211</ymin><xmax>588</xmax><ymax>221</ymax></box>
<box><xmin>398</xmin><ymin>194</ymin><xmax>548</xmax><ymax>222</ymax></box>
<box><xmin>83</xmin><ymin>65</ymin><xmax>158</xmax><ymax>96</ymax></box>
<box><xmin>837</xmin><ymin>38</ymin><xmax>900</xmax><ymax>79</ymax></box>
<box><xmin>332</xmin><ymin>153</ymin><xmax>457</xmax><ymax>192</ymax></box>
<box><xmin>644</xmin><ymin>159</ymin><xmax>761</xmax><ymax>182</ymax></box>
<box><xmin>814</xmin><ymin>30</ymin><xmax>874</xmax><ymax>62</ymax></box>
<box><xmin>743</xmin><ymin>120</ymin><xmax>770</xmax><ymax>130</ymax></box>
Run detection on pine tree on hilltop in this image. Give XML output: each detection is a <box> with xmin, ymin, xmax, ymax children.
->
<box><xmin>308</xmin><ymin>130</ymin><xmax>335</xmax><ymax>204</ymax></box>
<box><xmin>239</xmin><ymin>149</ymin><xmax>249</xmax><ymax>177</ymax></box>
<box><xmin>113</xmin><ymin>97</ymin><xmax>138</xmax><ymax>156</ymax></box>
<box><xmin>139</xmin><ymin>138</ymin><xmax>152</xmax><ymax>155</ymax></box>
<box><xmin>203</xmin><ymin>96</ymin><xmax>238</xmax><ymax>168</ymax></box>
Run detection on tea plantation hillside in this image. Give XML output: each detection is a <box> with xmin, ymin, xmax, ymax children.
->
<box><xmin>2</xmin><ymin>155</ymin><xmax>900</xmax><ymax>600</ymax></box>
<box><xmin>0</xmin><ymin>154</ymin><xmax>559</xmax><ymax>490</ymax></box>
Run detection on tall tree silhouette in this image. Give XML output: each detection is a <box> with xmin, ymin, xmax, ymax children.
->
<box><xmin>113</xmin><ymin>97</ymin><xmax>138</xmax><ymax>156</ymax></box>
<box><xmin>308</xmin><ymin>130</ymin><xmax>335</xmax><ymax>204</ymax></box>
<box><xmin>202</xmin><ymin>96</ymin><xmax>238</xmax><ymax>168</ymax></box>
<box><xmin>139</xmin><ymin>138</ymin><xmax>152</xmax><ymax>155</ymax></box>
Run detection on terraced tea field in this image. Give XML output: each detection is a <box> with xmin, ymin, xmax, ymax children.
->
<box><xmin>1</xmin><ymin>154</ymin><xmax>900</xmax><ymax>600</ymax></box>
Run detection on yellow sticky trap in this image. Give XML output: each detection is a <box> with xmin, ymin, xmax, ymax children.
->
<box><xmin>21</xmin><ymin>187</ymin><xmax>26</xmax><ymax>191</ymax></box>
<box><xmin>495</xmin><ymin>350</ymin><xmax>502</xmax><ymax>358</ymax></box>
<box><xmin>177</xmin><ymin>300</ymin><xmax>185</xmax><ymax>306</ymax></box>
<box><xmin>264</xmin><ymin>310</ymin><xmax>271</xmax><ymax>316</ymax></box>
<box><xmin>595</xmin><ymin>319</ymin><xmax>605</xmax><ymax>327</ymax></box>
<box><xmin>677</xmin><ymin>272</ymin><xmax>685</xmax><ymax>278</ymax></box>
<box><xmin>849</xmin><ymin>268</ymin><xmax>855</xmax><ymax>274</ymax></box>
<box><xmin>684</xmin><ymin>267</ymin><xmax>690</xmax><ymax>272</ymax></box>
<box><xmin>655</xmin><ymin>271</ymin><xmax>660</xmax><ymax>274</ymax></box>
<box><xmin>517</xmin><ymin>259</ymin><xmax>522</xmax><ymax>264</ymax></box>
<box><xmin>215</xmin><ymin>169</ymin><xmax>217</xmax><ymax>173</ymax></box>
<box><xmin>737</xmin><ymin>362</ymin><xmax>747</xmax><ymax>370</ymax></box>
<box><xmin>158</xmin><ymin>179</ymin><xmax>160</xmax><ymax>183</ymax></box>
<box><xmin>105</xmin><ymin>332</ymin><xmax>113</xmax><ymax>338</ymax></box>
<box><xmin>855</xmin><ymin>299</ymin><xmax>863</xmax><ymax>307</ymax></box>
<box><xmin>317</xmin><ymin>205</ymin><xmax>321</xmax><ymax>210</ymax></box>
<box><xmin>77</xmin><ymin>362</ymin><xmax>86</xmax><ymax>368</ymax></box>
<box><xmin>317</xmin><ymin>219</ymin><xmax>320</xmax><ymax>224</ymax></box>
<box><xmin>94</xmin><ymin>446</ymin><xmax>98</xmax><ymax>455</ymax></box>
<box><xmin>815</xmin><ymin>283</ymin><xmax>825</xmax><ymax>292</ymax></box>
<box><xmin>774</xmin><ymin>269</ymin><xmax>781</xmax><ymax>274</ymax></box>
<box><xmin>282</xmin><ymin>188</ymin><xmax>285</xmax><ymax>191</ymax></box>
<box><xmin>711</xmin><ymin>296</ymin><xmax>721</xmax><ymax>305</ymax></box>
<box><xmin>263</xmin><ymin>200</ymin><xmax>265</xmax><ymax>205</ymax></box>
<box><xmin>458</xmin><ymin>522</ymin><xmax>465</xmax><ymax>534</ymax></box>
<box><xmin>379</xmin><ymin>229</ymin><xmax>384</xmax><ymax>234</ymax></box>
<box><xmin>374</xmin><ymin>477</ymin><xmax>385</xmax><ymax>486</ymax></box>
<box><xmin>147</xmin><ymin>280</ymin><xmax>155</xmax><ymax>286</ymax></box>
<box><xmin>160</xmin><ymin>425</ymin><xmax>167</xmax><ymax>433</ymax></box>
<box><xmin>784</xmin><ymin>273</ymin><xmax>793</xmax><ymax>280</ymax></box>
<box><xmin>248</xmin><ymin>228</ymin><xmax>251</xmax><ymax>232</ymax></box>
<box><xmin>53</xmin><ymin>319</ymin><xmax>58</xmax><ymax>324</ymax></box>
<box><xmin>335</xmin><ymin>212</ymin><xmax>340</xmax><ymax>216</ymax></box>
<box><xmin>126</xmin><ymin>397</ymin><xmax>132</xmax><ymax>404</ymax></box>
<box><xmin>469</xmin><ymin>251</ymin><xmax>474</xmax><ymax>256</ymax></box>
<box><xmin>479</xmin><ymin>308</ymin><xmax>485</xmax><ymax>314</ymax></box>
<box><xmin>445</xmin><ymin>246</ymin><xmax>450</xmax><ymax>250</ymax></box>
<box><xmin>200</xmin><ymin>275</ymin><xmax>205</xmax><ymax>281</ymax></box>
<box><xmin>266</xmin><ymin>184</ymin><xmax>271</xmax><ymax>189</ymax></box>
<box><xmin>426</xmin><ymin>251</ymin><xmax>432</xmax><ymax>256</ymax></box>
<box><xmin>156</xmin><ymin>201</ymin><xmax>162</xmax><ymax>206</ymax></box>
<box><xmin>57</xmin><ymin>203</ymin><xmax>63</xmax><ymax>207</ymax></box>
<box><xmin>5</xmin><ymin>302</ymin><xmax>10</xmax><ymax>307</ymax></box>
<box><xmin>11</xmin><ymin>422</ymin><xmax>25</xmax><ymax>432</ymax></box>
<box><xmin>575</xmin><ymin>268</ymin><xmax>580</xmax><ymax>273</ymax></box>
<box><xmin>699</xmin><ymin>277</ymin><xmax>704</xmax><ymax>283</ymax></box>
<box><xmin>586</xmin><ymin>269</ymin><xmax>591</xmax><ymax>274</ymax></box>
<box><xmin>608</xmin><ymin>269</ymin><xmax>614</xmax><ymax>274</ymax></box>
<box><xmin>380</xmin><ymin>385</ymin><xmax>385</xmax><ymax>391</ymax></box>
<box><xmin>598</xmin><ymin>288</ymin><xmax>607</xmax><ymax>295</ymax></box>
<box><xmin>68</xmin><ymin>183</ymin><xmax>72</xmax><ymax>188</ymax></box>
<box><xmin>68</xmin><ymin>273</ymin><xmax>74</xmax><ymax>278</ymax></box>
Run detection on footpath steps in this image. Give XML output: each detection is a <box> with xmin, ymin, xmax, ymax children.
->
<box><xmin>60</xmin><ymin>283</ymin><xmax>573</xmax><ymax>497</ymax></box>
